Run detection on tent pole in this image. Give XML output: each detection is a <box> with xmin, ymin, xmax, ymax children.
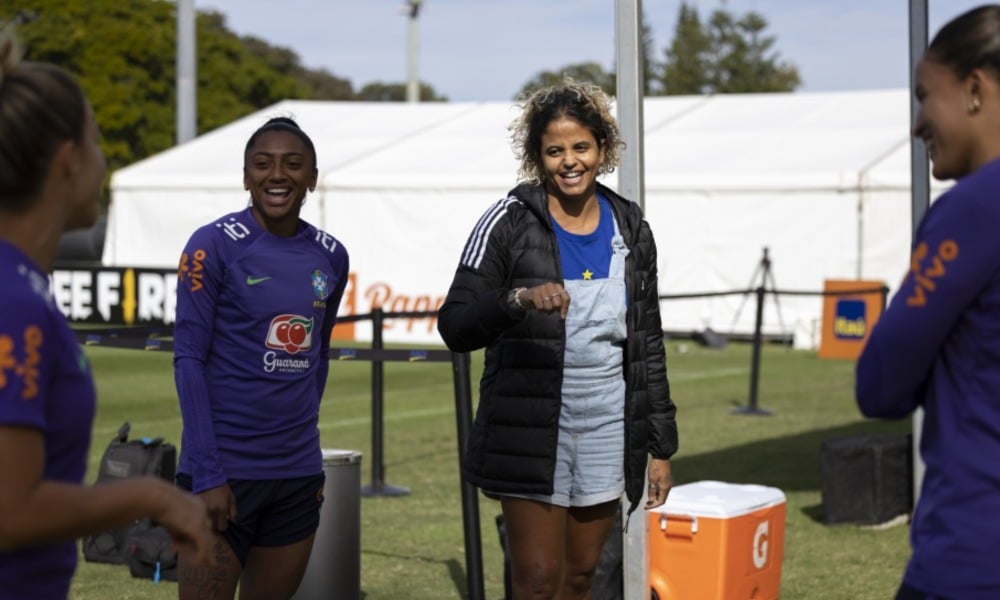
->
<box><xmin>908</xmin><ymin>0</ymin><xmax>929</xmax><ymax>508</ymax></box>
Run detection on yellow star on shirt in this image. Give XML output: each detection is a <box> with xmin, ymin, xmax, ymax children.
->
<box><xmin>582</xmin><ymin>269</ymin><xmax>593</xmax><ymax>280</ymax></box>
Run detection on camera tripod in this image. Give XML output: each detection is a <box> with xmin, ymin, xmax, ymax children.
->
<box><xmin>731</xmin><ymin>246</ymin><xmax>787</xmax><ymax>336</ymax></box>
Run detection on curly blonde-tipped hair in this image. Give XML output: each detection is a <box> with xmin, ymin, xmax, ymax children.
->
<box><xmin>509</xmin><ymin>77</ymin><xmax>623</xmax><ymax>185</ymax></box>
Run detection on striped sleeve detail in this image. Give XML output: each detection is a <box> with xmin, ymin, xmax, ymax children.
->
<box><xmin>460</xmin><ymin>195</ymin><xmax>520</xmax><ymax>269</ymax></box>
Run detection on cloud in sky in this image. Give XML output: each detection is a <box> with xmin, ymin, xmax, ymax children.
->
<box><xmin>196</xmin><ymin>0</ymin><xmax>985</xmax><ymax>101</ymax></box>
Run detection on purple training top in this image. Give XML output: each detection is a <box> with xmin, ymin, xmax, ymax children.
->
<box><xmin>857</xmin><ymin>157</ymin><xmax>1000</xmax><ymax>599</ymax></box>
<box><xmin>174</xmin><ymin>208</ymin><xmax>349</xmax><ymax>493</ymax></box>
<box><xmin>0</xmin><ymin>240</ymin><xmax>97</xmax><ymax>599</ymax></box>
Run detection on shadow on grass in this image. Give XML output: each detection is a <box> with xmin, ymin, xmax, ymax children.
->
<box><xmin>362</xmin><ymin>549</ymin><xmax>471</xmax><ymax>600</ymax></box>
<box><xmin>671</xmin><ymin>417</ymin><xmax>909</xmax><ymax>506</ymax></box>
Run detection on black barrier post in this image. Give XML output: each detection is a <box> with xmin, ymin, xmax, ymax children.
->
<box><xmin>733</xmin><ymin>284</ymin><xmax>773</xmax><ymax>416</ymax></box>
<box><xmin>452</xmin><ymin>351</ymin><xmax>485</xmax><ymax>600</ymax></box>
<box><xmin>360</xmin><ymin>308</ymin><xmax>410</xmax><ymax>497</ymax></box>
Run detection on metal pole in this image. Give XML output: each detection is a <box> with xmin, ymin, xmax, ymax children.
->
<box><xmin>748</xmin><ymin>285</ymin><xmax>764</xmax><ymax>411</ymax></box>
<box><xmin>616</xmin><ymin>1</ymin><xmax>647</xmax><ymax>598</ymax></box>
<box><xmin>360</xmin><ymin>309</ymin><xmax>409</xmax><ymax>497</ymax></box>
<box><xmin>452</xmin><ymin>352</ymin><xmax>485</xmax><ymax>600</ymax></box>
<box><xmin>733</xmin><ymin>250</ymin><xmax>773</xmax><ymax>416</ymax></box>
<box><xmin>743</xmin><ymin>286</ymin><xmax>767</xmax><ymax>413</ymax></box>
<box><xmin>405</xmin><ymin>1</ymin><xmax>421</xmax><ymax>103</ymax></box>
<box><xmin>908</xmin><ymin>0</ymin><xmax>929</xmax><ymax>508</ymax></box>
<box><xmin>176</xmin><ymin>0</ymin><xmax>196</xmax><ymax>144</ymax></box>
<box><xmin>616</xmin><ymin>0</ymin><xmax>646</xmax><ymax>212</ymax></box>
<box><xmin>367</xmin><ymin>308</ymin><xmax>385</xmax><ymax>493</ymax></box>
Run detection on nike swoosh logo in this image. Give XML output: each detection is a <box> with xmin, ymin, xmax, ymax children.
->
<box><xmin>246</xmin><ymin>276</ymin><xmax>271</xmax><ymax>286</ymax></box>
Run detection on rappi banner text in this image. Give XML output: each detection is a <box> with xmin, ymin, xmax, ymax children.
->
<box><xmin>50</xmin><ymin>268</ymin><xmax>442</xmax><ymax>335</ymax></box>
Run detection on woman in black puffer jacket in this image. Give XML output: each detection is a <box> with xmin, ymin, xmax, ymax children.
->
<box><xmin>438</xmin><ymin>78</ymin><xmax>678</xmax><ymax>599</ymax></box>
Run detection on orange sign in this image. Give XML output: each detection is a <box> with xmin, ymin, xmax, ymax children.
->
<box><xmin>818</xmin><ymin>279</ymin><xmax>885</xmax><ymax>360</ymax></box>
<box><xmin>331</xmin><ymin>272</ymin><xmax>357</xmax><ymax>341</ymax></box>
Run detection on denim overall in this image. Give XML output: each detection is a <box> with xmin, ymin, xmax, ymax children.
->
<box><xmin>518</xmin><ymin>217</ymin><xmax>630</xmax><ymax>507</ymax></box>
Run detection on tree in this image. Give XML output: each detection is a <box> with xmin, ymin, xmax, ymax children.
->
<box><xmin>704</xmin><ymin>9</ymin><xmax>800</xmax><ymax>93</ymax></box>
<box><xmin>195</xmin><ymin>11</ymin><xmax>317</xmax><ymax>131</ymax></box>
<box><xmin>661</xmin><ymin>2</ymin><xmax>711</xmax><ymax>95</ymax></box>
<box><xmin>515</xmin><ymin>62</ymin><xmax>615</xmax><ymax>99</ymax></box>
<box><xmin>242</xmin><ymin>35</ymin><xmax>353</xmax><ymax>100</ymax></box>
<box><xmin>641</xmin><ymin>12</ymin><xmax>659</xmax><ymax>95</ymax></box>
<box><xmin>660</xmin><ymin>2</ymin><xmax>799</xmax><ymax>95</ymax></box>
<box><xmin>0</xmin><ymin>0</ymin><xmax>363</xmax><ymax>209</ymax></box>
<box><xmin>355</xmin><ymin>81</ymin><xmax>447</xmax><ymax>102</ymax></box>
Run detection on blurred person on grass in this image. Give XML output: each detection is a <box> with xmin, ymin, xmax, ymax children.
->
<box><xmin>0</xmin><ymin>26</ymin><xmax>212</xmax><ymax>600</ymax></box>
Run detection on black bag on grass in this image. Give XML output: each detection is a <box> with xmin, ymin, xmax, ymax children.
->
<box><xmin>126</xmin><ymin>525</ymin><xmax>178</xmax><ymax>582</ymax></box>
<box><xmin>82</xmin><ymin>422</ymin><xmax>177</xmax><ymax>565</ymax></box>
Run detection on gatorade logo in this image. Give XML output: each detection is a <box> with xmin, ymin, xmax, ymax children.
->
<box><xmin>752</xmin><ymin>521</ymin><xmax>769</xmax><ymax>569</ymax></box>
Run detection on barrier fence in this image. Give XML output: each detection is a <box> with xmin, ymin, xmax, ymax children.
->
<box><xmin>659</xmin><ymin>284</ymin><xmax>888</xmax><ymax>415</ymax></box>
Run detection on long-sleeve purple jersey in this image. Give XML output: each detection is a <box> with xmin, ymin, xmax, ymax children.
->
<box><xmin>856</xmin><ymin>157</ymin><xmax>1000</xmax><ymax>599</ymax></box>
<box><xmin>0</xmin><ymin>240</ymin><xmax>96</xmax><ymax>599</ymax></box>
<box><xmin>174</xmin><ymin>208</ymin><xmax>349</xmax><ymax>493</ymax></box>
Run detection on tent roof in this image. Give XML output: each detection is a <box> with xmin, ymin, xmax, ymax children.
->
<box><xmin>111</xmin><ymin>89</ymin><xmax>927</xmax><ymax>194</ymax></box>
<box><xmin>112</xmin><ymin>100</ymin><xmax>484</xmax><ymax>189</ymax></box>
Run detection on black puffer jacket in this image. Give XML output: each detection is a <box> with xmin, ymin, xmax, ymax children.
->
<box><xmin>437</xmin><ymin>182</ymin><xmax>678</xmax><ymax>515</ymax></box>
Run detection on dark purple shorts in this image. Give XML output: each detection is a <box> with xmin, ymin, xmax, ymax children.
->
<box><xmin>177</xmin><ymin>472</ymin><xmax>325</xmax><ymax>565</ymax></box>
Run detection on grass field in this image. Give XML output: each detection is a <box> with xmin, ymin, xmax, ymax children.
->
<box><xmin>68</xmin><ymin>340</ymin><xmax>911</xmax><ymax>599</ymax></box>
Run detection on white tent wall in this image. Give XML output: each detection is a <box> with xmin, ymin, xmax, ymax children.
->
<box><xmin>103</xmin><ymin>90</ymin><xmax>934</xmax><ymax>348</ymax></box>
<box><xmin>321</xmin><ymin>187</ymin><xmax>503</xmax><ymax>343</ymax></box>
<box><xmin>104</xmin><ymin>100</ymin><xmax>499</xmax><ymax>268</ymax></box>
<box><xmin>642</xmin><ymin>188</ymin><xmax>863</xmax><ymax>349</ymax></box>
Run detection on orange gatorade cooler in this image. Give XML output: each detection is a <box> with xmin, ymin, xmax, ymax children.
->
<box><xmin>648</xmin><ymin>480</ymin><xmax>786</xmax><ymax>600</ymax></box>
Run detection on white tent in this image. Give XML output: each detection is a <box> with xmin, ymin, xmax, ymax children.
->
<box><xmin>104</xmin><ymin>91</ymin><xmax>947</xmax><ymax>347</ymax></box>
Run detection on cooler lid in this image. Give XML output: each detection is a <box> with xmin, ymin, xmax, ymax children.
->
<box><xmin>651</xmin><ymin>480</ymin><xmax>785</xmax><ymax>518</ymax></box>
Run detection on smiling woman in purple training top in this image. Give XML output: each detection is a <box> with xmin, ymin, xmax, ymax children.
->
<box><xmin>856</xmin><ymin>5</ymin><xmax>1000</xmax><ymax>600</ymax></box>
<box><xmin>173</xmin><ymin>117</ymin><xmax>350</xmax><ymax>600</ymax></box>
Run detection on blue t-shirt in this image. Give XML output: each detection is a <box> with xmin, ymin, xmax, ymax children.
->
<box><xmin>174</xmin><ymin>208</ymin><xmax>349</xmax><ymax>493</ymax></box>
<box><xmin>553</xmin><ymin>194</ymin><xmax>615</xmax><ymax>281</ymax></box>
<box><xmin>856</xmin><ymin>157</ymin><xmax>1000</xmax><ymax>599</ymax></box>
<box><xmin>0</xmin><ymin>240</ymin><xmax>96</xmax><ymax>599</ymax></box>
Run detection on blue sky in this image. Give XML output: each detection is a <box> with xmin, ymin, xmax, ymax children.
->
<box><xmin>197</xmin><ymin>0</ymin><xmax>985</xmax><ymax>101</ymax></box>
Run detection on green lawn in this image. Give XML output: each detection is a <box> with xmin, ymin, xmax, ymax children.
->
<box><xmin>69</xmin><ymin>341</ymin><xmax>911</xmax><ymax>599</ymax></box>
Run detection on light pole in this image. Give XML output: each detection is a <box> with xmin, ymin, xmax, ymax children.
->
<box><xmin>176</xmin><ymin>0</ymin><xmax>196</xmax><ymax>144</ymax></box>
<box><xmin>402</xmin><ymin>0</ymin><xmax>422</xmax><ymax>103</ymax></box>
<box><xmin>617</xmin><ymin>3</ymin><xmax>648</xmax><ymax>598</ymax></box>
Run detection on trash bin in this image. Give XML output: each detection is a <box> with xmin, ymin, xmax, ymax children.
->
<box><xmin>293</xmin><ymin>449</ymin><xmax>362</xmax><ymax>600</ymax></box>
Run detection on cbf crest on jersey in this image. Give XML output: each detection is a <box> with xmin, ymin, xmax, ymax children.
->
<box><xmin>311</xmin><ymin>269</ymin><xmax>330</xmax><ymax>301</ymax></box>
